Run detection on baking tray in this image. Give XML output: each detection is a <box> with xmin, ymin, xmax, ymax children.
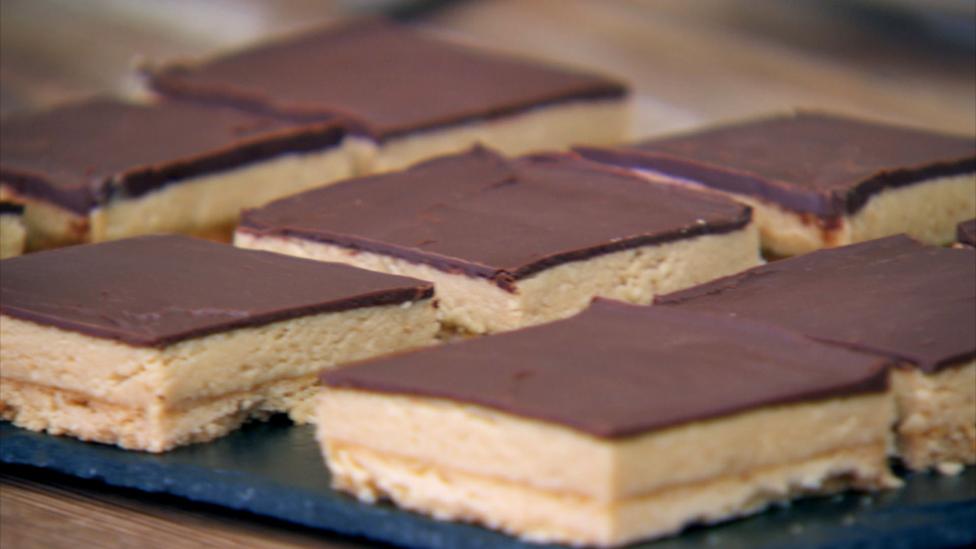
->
<box><xmin>2</xmin><ymin>418</ymin><xmax>975</xmax><ymax>549</ymax></box>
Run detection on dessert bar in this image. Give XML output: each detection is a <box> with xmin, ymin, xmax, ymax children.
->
<box><xmin>0</xmin><ymin>235</ymin><xmax>437</xmax><ymax>451</ymax></box>
<box><xmin>148</xmin><ymin>20</ymin><xmax>629</xmax><ymax>173</ymax></box>
<box><xmin>578</xmin><ymin>112</ymin><xmax>975</xmax><ymax>256</ymax></box>
<box><xmin>318</xmin><ymin>300</ymin><xmax>897</xmax><ymax>546</ymax></box>
<box><xmin>0</xmin><ymin>98</ymin><xmax>355</xmax><ymax>249</ymax></box>
<box><xmin>658</xmin><ymin>235</ymin><xmax>976</xmax><ymax>471</ymax></box>
<box><xmin>237</xmin><ymin>147</ymin><xmax>760</xmax><ymax>334</ymax></box>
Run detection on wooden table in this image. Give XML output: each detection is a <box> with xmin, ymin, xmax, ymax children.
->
<box><xmin>1</xmin><ymin>465</ymin><xmax>368</xmax><ymax>548</ymax></box>
<box><xmin>2</xmin><ymin>0</ymin><xmax>974</xmax><ymax>547</ymax></box>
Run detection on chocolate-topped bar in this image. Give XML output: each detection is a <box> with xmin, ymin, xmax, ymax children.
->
<box><xmin>0</xmin><ymin>235</ymin><xmax>437</xmax><ymax>451</ymax></box>
<box><xmin>578</xmin><ymin>112</ymin><xmax>976</xmax><ymax>256</ymax></box>
<box><xmin>148</xmin><ymin>19</ymin><xmax>630</xmax><ymax>172</ymax></box>
<box><xmin>318</xmin><ymin>300</ymin><xmax>896</xmax><ymax>546</ymax></box>
<box><xmin>237</xmin><ymin>147</ymin><xmax>760</xmax><ymax>334</ymax></box>
<box><xmin>0</xmin><ymin>98</ymin><xmax>355</xmax><ymax>249</ymax></box>
<box><xmin>658</xmin><ymin>235</ymin><xmax>976</xmax><ymax>471</ymax></box>
<box><xmin>0</xmin><ymin>201</ymin><xmax>25</xmax><ymax>259</ymax></box>
<box><xmin>958</xmin><ymin>219</ymin><xmax>976</xmax><ymax>247</ymax></box>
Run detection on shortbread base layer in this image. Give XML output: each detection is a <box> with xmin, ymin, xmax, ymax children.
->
<box><xmin>358</xmin><ymin>98</ymin><xmax>630</xmax><ymax>174</ymax></box>
<box><xmin>236</xmin><ymin>225</ymin><xmax>760</xmax><ymax>334</ymax></box>
<box><xmin>634</xmin><ymin>170</ymin><xmax>976</xmax><ymax>256</ymax></box>
<box><xmin>318</xmin><ymin>388</ymin><xmax>895</xmax><ymax>545</ymax></box>
<box><xmin>0</xmin><ymin>375</ymin><xmax>318</xmax><ymax>452</ymax></box>
<box><xmin>0</xmin><ymin>214</ymin><xmax>26</xmax><ymax>258</ymax></box>
<box><xmin>3</xmin><ymin>143</ymin><xmax>355</xmax><ymax>250</ymax></box>
<box><xmin>891</xmin><ymin>361</ymin><xmax>976</xmax><ymax>472</ymax></box>
<box><xmin>324</xmin><ymin>442</ymin><xmax>889</xmax><ymax>547</ymax></box>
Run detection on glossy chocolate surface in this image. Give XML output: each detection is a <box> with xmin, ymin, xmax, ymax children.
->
<box><xmin>149</xmin><ymin>19</ymin><xmax>626</xmax><ymax>139</ymax></box>
<box><xmin>0</xmin><ymin>235</ymin><xmax>432</xmax><ymax>347</ymax></box>
<box><xmin>657</xmin><ymin>235</ymin><xmax>976</xmax><ymax>372</ymax></box>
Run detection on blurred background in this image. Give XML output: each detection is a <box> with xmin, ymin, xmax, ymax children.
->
<box><xmin>1</xmin><ymin>0</ymin><xmax>974</xmax><ymax>136</ymax></box>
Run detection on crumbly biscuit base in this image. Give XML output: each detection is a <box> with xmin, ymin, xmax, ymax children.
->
<box><xmin>1</xmin><ymin>375</ymin><xmax>317</xmax><ymax>452</ymax></box>
<box><xmin>891</xmin><ymin>360</ymin><xmax>976</xmax><ymax>472</ymax></box>
<box><xmin>323</xmin><ymin>440</ymin><xmax>892</xmax><ymax>547</ymax></box>
<box><xmin>235</xmin><ymin>225</ymin><xmax>761</xmax><ymax>334</ymax></box>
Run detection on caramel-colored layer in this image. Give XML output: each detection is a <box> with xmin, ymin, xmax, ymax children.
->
<box><xmin>236</xmin><ymin>226</ymin><xmax>760</xmax><ymax>334</ymax></box>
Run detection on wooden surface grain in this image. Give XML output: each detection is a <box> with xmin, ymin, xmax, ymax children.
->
<box><xmin>1</xmin><ymin>0</ymin><xmax>974</xmax><ymax>547</ymax></box>
<box><xmin>0</xmin><ymin>467</ymin><xmax>375</xmax><ymax>549</ymax></box>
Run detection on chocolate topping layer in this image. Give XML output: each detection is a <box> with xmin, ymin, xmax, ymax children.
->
<box><xmin>577</xmin><ymin>112</ymin><xmax>976</xmax><ymax>216</ymax></box>
<box><xmin>0</xmin><ymin>202</ymin><xmax>24</xmax><ymax>216</ymax></box>
<box><xmin>239</xmin><ymin>147</ymin><xmax>751</xmax><ymax>289</ymax></box>
<box><xmin>148</xmin><ymin>19</ymin><xmax>627</xmax><ymax>139</ymax></box>
<box><xmin>657</xmin><ymin>235</ymin><xmax>975</xmax><ymax>372</ymax></box>
<box><xmin>0</xmin><ymin>235</ymin><xmax>432</xmax><ymax>347</ymax></box>
<box><xmin>958</xmin><ymin>219</ymin><xmax>976</xmax><ymax>247</ymax></box>
<box><xmin>322</xmin><ymin>299</ymin><xmax>890</xmax><ymax>438</ymax></box>
<box><xmin>0</xmin><ymin>98</ymin><xmax>347</xmax><ymax>214</ymax></box>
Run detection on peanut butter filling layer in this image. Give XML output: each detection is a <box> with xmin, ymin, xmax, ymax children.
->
<box><xmin>318</xmin><ymin>389</ymin><xmax>896</xmax><ymax>546</ymax></box>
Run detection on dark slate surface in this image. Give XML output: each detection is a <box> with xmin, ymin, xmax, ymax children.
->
<box><xmin>1</xmin><ymin>418</ymin><xmax>974</xmax><ymax>549</ymax></box>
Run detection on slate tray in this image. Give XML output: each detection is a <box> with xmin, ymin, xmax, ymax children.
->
<box><xmin>2</xmin><ymin>418</ymin><xmax>975</xmax><ymax>549</ymax></box>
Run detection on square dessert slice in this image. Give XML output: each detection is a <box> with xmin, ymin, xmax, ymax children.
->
<box><xmin>0</xmin><ymin>98</ymin><xmax>356</xmax><ymax>249</ymax></box>
<box><xmin>318</xmin><ymin>300</ymin><xmax>897</xmax><ymax>547</ymax></box>
<box><xmin>958</xmin><ymin>219</ymin><xmax>976</xmax><ymax>248</ymax></box>
<box><xmin>657</xmin><ymin>235</ymin><xmax>976</xmax><ymax>472</ymax></box>
<box><xmin>0</xmin><ymin>202</ymin><xmax>26</xmax><ymax>259</ymax></box>
<box><xmin>0</xmin><ymin>235</ymin><xmax>437</xmax><ymax>452</ymax></box>
<box><xmin>577</xmin><ymin>112</ymin><xmax>976</xmax><ymax>256</ymax></box>
<box><xmin>147</xmin><ymin>19</ymin><xmax>629</xmax><ymax>173</ymax></box>
<box><xmin>236</xmin><ymin>147</ymin><xmax>760</xmax><ymax>334</ymax></box>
